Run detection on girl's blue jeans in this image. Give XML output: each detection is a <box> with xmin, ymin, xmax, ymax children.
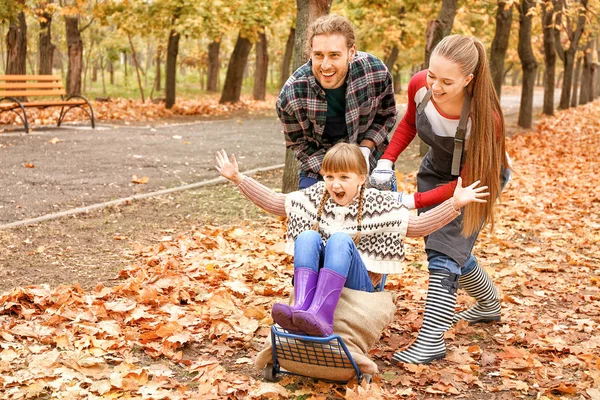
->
<box><xmin>294</xmin><ymin>230</ymin><xmax>374</xmax><ymax>292</ymax></box>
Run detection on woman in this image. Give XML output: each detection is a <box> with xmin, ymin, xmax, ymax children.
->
<box><xmin>370</xmin><ymin>35</ymin><xmax>510</xmax><ymax>364</ymax></box>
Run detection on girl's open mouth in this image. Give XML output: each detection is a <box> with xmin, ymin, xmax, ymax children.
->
<box><xmin>334</xmin><ymin>191</ymin><xmax>346</xmax><ymax>200</ymax></box>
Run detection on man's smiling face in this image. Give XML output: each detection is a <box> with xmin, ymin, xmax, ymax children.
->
<box><xmin>310</xmin><ymin>33</ymin><xmax>355</xmax><ymax>90</ymax></box>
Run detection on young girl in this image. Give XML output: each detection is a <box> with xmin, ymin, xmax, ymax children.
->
<box><xmin>369</xmin><ymin>35</ymin><xmax>510</xmax><ymax>364</ymax></box>
<box><xmin>215</xmin><ymin>143</ymin><xmax>489</xmax><ymax>338</ymax></box>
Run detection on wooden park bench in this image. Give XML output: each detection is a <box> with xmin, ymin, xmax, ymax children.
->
<box><xmin>0</xmin><ymin>75</ymin><xmax>95</xmax><ymax>132</ymax></box>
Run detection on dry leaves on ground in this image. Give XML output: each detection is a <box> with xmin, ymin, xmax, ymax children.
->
<box><xmin>0</xmin><ymin>95</ymin><xmax>277</xmax><ymax>129</ymax></box>
<box><xmin>0</xmin><ymin>102</ymin><xmax>599</xmax><ymax>398</ymax></box>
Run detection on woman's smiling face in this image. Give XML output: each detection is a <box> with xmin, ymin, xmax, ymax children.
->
<box><xmin>323</xmin><ymin>170</ymin><xmax>366</xmax><ymax>206</ymax></box>
<box><xmin>427</xmin><ymin>54</ymin><xmax>473</xmax><ymax>105</ymax></box>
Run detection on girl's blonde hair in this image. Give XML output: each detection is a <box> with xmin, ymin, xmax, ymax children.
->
<box><xmin>432</xmin><ymin>35</ymin><xmax>508</xmax><ymax>236</ymax></box>
<box><xmin>312</xmin><ymin>143</ymin><xmax>366</xmax><ymax>245</ymax></box>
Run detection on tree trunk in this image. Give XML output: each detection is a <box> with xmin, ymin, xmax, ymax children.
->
<box><xmin>82</xmin><ymin>38</ymin><xmax>94</xmax><ymax>92</ymax></box>
<box><xmin>541</xmin><ymin>0</ymin><xmax>556</xmax><ymax>115</ymax></box>
<box><xmin>554</xmin><ymin>0</ymin><xmax>587</xmax><ymax>109</ymax></box>
<box><xmin>490</xmin><ymin>1</ymin><xmax>513</xmax><ymax>98</ymax></box>
<box><xmin>280</xmin><ymin>27</ymin><xmax>295</xmax><ymax>88</ymax></box>
<box><xmin>6</xmin><ymin>9</ymin><xmax>27</xmax><ymax>75</ymax></box>
<box><xmin>384</xmin><ymin>45</ymin><xmax>399</xmax><ymax>72</ymax></box>
<box><xmin>65</xmin><ymin>15</ymin><xmax>83</xmax><ymax>96</ymax></box>
<box><xmin>206</xmin><ymin>40</ymin><xmax>220</xmax><ymax>92</ymax></box>
<box><xmin>596</xmin><ymin>36</ymin><xmax>600</xmax><ymax>98</ymax></box>
<box><xmin>99</xmin><ymin>49</ymin><xmax>106</xmax><ymax>96</ymax></box>
<box><xmin>219</xmin><ymin>32</ymin><xmax>253</xmax><ymax>104</ymax></box>
<box><xmin>58</xmin><ymin>48</ymin><xmax>65</xmax><ymax>77</ymax></box>
<box><xmin>579</xmin><ymin>40</ymin><xmax>594</xmax><ymax>104</ymax></box>
<box><xmin>283</xmin><ymin>0</ymin><xmax>333</xmax><ymax>193</ymax></box>
<box><xmin>154</xmin><ymin>46</ymin><xmax>162</xmax><ymax>92</ymax></box>
<box><xmin>511</xmin><ymin>68</ymin><xmax>520</xmax><ymax>86</ymax></box>
<box><xmin>421</xmin><ymin>0</ymin><xmax>457</xmax><ymax>156</ymax></box>
<box><xmin>108</xmin><ymin>60</ymin><xmax>114</xmax><ymax>85</ymax></box>
<box><xmin>386</xmin><ymin>5</ymin><xmax>406</xmax><ymax>79</ymax></box>
<box><xmin>517</xmin><ymin>0</ymin><xmax>538</xmax><ymax>129</ymax></box>
<box><xmin>127</xmin><ymin>33</ymin><xmax>145</xmax><ymax>103</ymax></box>
<box><xmin>393</xmin><ymin>70</ymin><xmax>402</xmax><ymax>93</ymax></box>
<box><xmin>570</xmin><ymin>55</ymin><xmax>581</xmax><ymax>107</ymax></box>
<box><xmin>503</xmin><ymin>62</ymin><xmax>513</xmax><ymax>84</ymax></box>
<box><xmin>423</xmin><ymin>0</ymin><xmax>458</xmax><ymax>68</ymax></box>
<box><xmin>0</xmin><ymin>26</ymin><xmax>5</xmax><ymax>73</ymax></box>
<box><xmin>123</xmin><ymin>52</ymin><xmax>128</xmax><ymax>85</ymax></box>
<box><xmin>27</xmin><ymin>52</ymin><xmax>36</xmax><ymax>75</ymax></box>
<box><xmin>253</xmin><ymin>30</ymin><xmax>268</xmax><ymax>101</ymax></box>
<box><xmin>165</xmin><ymin>28</ymin><xmax>180</xmax><ymax>109</ymax></box>
<box><xmin>38</xmin><ymin>4</ymin><xmax>55</xmax><ymax>75</ymax></box>
<box><xmin>92</xmin><ymin>62</ymin><xmax>98</xmax><ymax>82</ymax></box>
<box><xmin>145</xmin><ymin>40</ymin><xmax>152</xmax><ymax>86</ymax></box>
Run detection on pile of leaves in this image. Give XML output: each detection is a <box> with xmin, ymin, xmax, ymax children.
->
<box><xmin>0</xmin><ymin>95</ymin><xmax>277</xmax><ymax>129</ymax></box>
<box><xmin>1</xmin><ymin>102</ymin><xmax>599</xmax><ymax>399</ymax></box>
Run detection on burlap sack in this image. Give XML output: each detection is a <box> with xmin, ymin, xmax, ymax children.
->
<box><xmin>255</xmin><ymin>287</ymin><xmax>396</xmax><ymax>381</ymax></box>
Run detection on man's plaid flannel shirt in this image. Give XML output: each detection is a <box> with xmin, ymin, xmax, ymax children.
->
<box><xmin>277</xmin><ymin>51</ymin><xmax>397</xmax><ymax>180</ymax></box>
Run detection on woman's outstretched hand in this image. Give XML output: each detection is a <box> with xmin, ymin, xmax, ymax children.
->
<box><xmin>215</xmin><ymin>150</ymin><xmax>243</xmax><ymax>185</ymax></box>
<box><xmin>452</xmin><ymin>177</ymin><xmax>490</xmax><ymax>210</ymax></box>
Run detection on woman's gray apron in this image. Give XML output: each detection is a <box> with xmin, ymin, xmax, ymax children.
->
<box><xmin>415</xmin><ymin>89</ymin><xmax>476</xmax><ymax>267</ymax></box>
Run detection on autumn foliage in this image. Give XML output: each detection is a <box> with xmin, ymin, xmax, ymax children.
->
<box><xmin>1</xmin><ymin>103</ymin><xmax>599</xmax><ymax>398</ymax></box>
<box><xmin>0</xmin><ymin>96</ymin><xmax>277</xmax><ymax>129</ymax></box>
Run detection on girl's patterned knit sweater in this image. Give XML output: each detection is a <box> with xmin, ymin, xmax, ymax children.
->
<box><xmin>237</xmin><ymin>178</ymin><xmax>460</xmax><ymax>274</ymax></box>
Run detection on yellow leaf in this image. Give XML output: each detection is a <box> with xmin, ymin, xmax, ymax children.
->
<box><xmin>131</xmin><ymin>175</ymin><xmax>149</xmax><ymax>184</ymax></box>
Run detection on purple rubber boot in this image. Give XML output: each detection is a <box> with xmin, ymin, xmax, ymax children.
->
<box><xmin>292</xmin><ymin>268</ymin><xmax>346</xmax><ymax>336</ymax></box>
<box><xmin>271</xmin><ymin>267</ymin><xmax>318</xmax><ymax>332</ymax></box>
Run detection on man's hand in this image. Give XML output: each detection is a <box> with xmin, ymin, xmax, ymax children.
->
<box><xmin>215</xmin><ymin>150</ymin><xmax>244</xmax><ymax>185</ymax></box>
<box><xmin>451</xmin><ymin>177</ymin><xmax>490</xmax><ymax>210</ymax></box>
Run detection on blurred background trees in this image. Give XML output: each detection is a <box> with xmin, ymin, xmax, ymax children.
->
<box><xmin>1</xmin><ymin>0</ymin><xmax>598</xmax><ymax>117</ymax></box>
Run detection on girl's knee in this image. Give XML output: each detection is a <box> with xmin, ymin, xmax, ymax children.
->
<box><xmin>296</xmin><ymin>230</ymin><xmax>321</xmax><ymax>245</ymax></box>
<box><xmin>327</xmin><ymin>232</ymin><xmax>354</xmax><ymax>247</ymax></box>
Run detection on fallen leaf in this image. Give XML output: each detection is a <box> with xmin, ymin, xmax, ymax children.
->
<box><xmin>131</xmin><ymin>175</ymin><xmax>149</xmax><ymax>184</ymax></box>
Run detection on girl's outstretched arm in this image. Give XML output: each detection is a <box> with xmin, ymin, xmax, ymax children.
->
<box><xmin>405</xmin><ymin>178</ymin><xmax>489</xmax><ymax>237</ymax></box>
<box><xmin>216</xmin><ymin>150</ymin><xmax>287</xmax><ymax>217</ymax></box>
<box><xmin>216</xmin><ymin>149</ymin><xmax>244</xmax><ymax>184</ymax></box>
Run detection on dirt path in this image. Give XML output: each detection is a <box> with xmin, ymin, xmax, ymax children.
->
<box><xmin>0</xmin><ymin>117</ymin><xmax>284</xmax><ymax>225</ymax></box>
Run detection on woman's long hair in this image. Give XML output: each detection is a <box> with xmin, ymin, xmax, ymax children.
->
<box><xmin>312</xmin><ymin>143</ymin><xmax>367</xmax><ymax>245</ymax></box>
<box><xmin>432</xmin><ymin>35</ymin><xmax>508</xmax><ymax>236</ymax></box>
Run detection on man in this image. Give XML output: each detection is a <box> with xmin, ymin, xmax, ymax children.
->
<box><xmin>277</xmin><ymin>14</ymin><xmax>397</xmax><ymax>189</ymax></box>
